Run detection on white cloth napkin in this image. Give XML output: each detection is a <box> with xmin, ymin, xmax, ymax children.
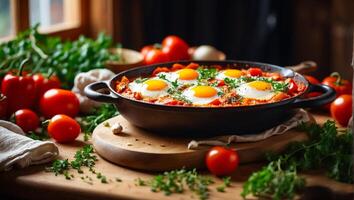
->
<box><xmin>72</xmin><ymin>68</ymin><xmax>115</xmax><ymax>114</ymax></box>
<box><xmin>0</xmin><ymin>120</ymin><xmax>59</xmax><ymax>171</ymax></box>
<box><xmin>188</xmin><ymin>109</ymin><xmax>311</xmax><ymax>149</ymax></box>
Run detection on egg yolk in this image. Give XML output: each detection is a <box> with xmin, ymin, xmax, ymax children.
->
<box><xmin>248</xmin><ymin>81</ymin><xmax>272</xmax><ymax>91</ymax></box>
<box><xmin>144</xmin><ymin>79</ymin><xmax>168</xmax><ymax>91</ymax></box>
<box><xmin>224</xmin><ymin>69</ymin><xmax>242</xmax><ymax>78</ymax></box>
<box><xmin>177</xmin><ymin>69</ymin><xmax>199</xmax><ymax>80</ymax></box>
<box><xmin>192</xmin><ymin>86</ymin><xmax>217</xmax><ymax>98</ymax></box>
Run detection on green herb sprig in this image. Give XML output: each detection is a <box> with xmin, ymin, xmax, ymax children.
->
<box><xmin>79</xmin><ymin>104</ymin><xmax>119</xmax><ymax>141</ymax></box>
<box><xmin>197</xmin><ymin>67</ymin><xmax>218</xmax><ymax>85</ymax></box>
<box><xmin>242</xmin><ymin>159</ymin><xmax>305</xmax><ymax>200</ymax></box>
<box><xmin>241</xmin><ymin>120</ymin><xmax>353</xmax><ymax>200</ymax></box>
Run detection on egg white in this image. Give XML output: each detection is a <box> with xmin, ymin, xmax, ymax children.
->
<box><xmin>216</xmin><ymin>70</ymin><xmax>242</xmax><ymax>80</ymax></box>
<box><xmin>236</xmin><ymin>82</ymin><xmax>275</xmax><ymax>100</ymax></box>
<box><xmin>182</xmin><ymin>86</ymin><xmax>220</xmax><ymax>105</ymax></box>
<box><xmin>129</xmin><ymin>78</ymin><xmax>170</xmax><ymax>98</ymax></box>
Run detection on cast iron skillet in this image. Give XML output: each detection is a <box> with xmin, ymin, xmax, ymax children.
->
<box><xmin>84</xmin><ymin>60</ymin><xmax>335</xmax><ymax>137</ymax></box>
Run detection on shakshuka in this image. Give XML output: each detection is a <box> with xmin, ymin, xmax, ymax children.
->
<box><xmin>115</xmin><ymin>62</ymin><xmax>306</xmax><ymax>107</ymax></box>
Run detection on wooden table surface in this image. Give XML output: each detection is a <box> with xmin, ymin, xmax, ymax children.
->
<box><xmin>0</xmin><ymin>111</ymin><xmax>353</xmax><ymax>200</ymax></box>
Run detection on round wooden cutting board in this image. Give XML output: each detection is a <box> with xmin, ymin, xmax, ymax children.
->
<box><xmin>92</xmin><ymin>115</ymin><xmax>312</xmax><ymax>171</ymax></box>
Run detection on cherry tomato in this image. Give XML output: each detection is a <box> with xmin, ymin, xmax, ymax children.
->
<box><xmin>322</xmin><ymin>72</ymin><xmax>352</xmax><ymax>96</ymax></box>
<box><xmin>40</xmin><ymin>89</ymin><xmax>80</xmax><ymax>118</ymax></box>
<box><xmin>14</xmin><ymin>109</ymin><xmax>39</xmax><ymax>132</ymax></box>
<box><xmin>140</xmin><ymin>45</ymin><xmax>155</xmax><ymax>58</ymax></box>
<box><xmin>304</xmin><ymin>75</ymin><xmax>320</xmax><ymax>85</ymax></box>
<box><xmin>248</xmin><ymin>68</ymin><xmax>263</xmax><ymax>76</ymax></box>
<box><xmin>145</xmin><ymin>49</ymin><xmax>169</xmax><ymax>65</ymax></box>
<box><xmin>162</xmin><ymin>35</ymin><xmax>190</xmax><ymax>61</ymax></box>
<box><xmin>152</xmin><ymin>67</ymin><xmax>170</xmax><ymax>76</ymax></box>
<box><xmin>33</xmin><ymin>74</ymin><xmax>61</xmax><ymax>99</ymax></box>
<box><xmin>303</xmin><ymin>75</ymin><xmax>321</xmax><ymax>98</ymax></box>
<box><xmin>286</xmin><ymin>79</ymin><xmax>298</xmax><ymax>94</ymax></box>
<box><xmin>0</xmin><ymin>94</ymin><xmax>7</xmax><ymax>119</ymax></box>
<box><xmin>330</xmin><ymin>94</ymin><xmax>352</xmax><ymax>126</ymax></box>
<box><xmin>47</xmin><ymin>114</ymin><xmax>81</xmax><ymax>143</ymax></box>
<box><xmin>206</xmin><ymin>146</ymin><xmax>239</xmax><ymax>176</ymax></box>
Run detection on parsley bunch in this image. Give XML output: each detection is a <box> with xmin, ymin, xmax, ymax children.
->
<box><xmin>0</xmin><ymin>25</ymin><xmax>119</xmax><ymax>88</ymax></box>
<box><xmin>242</xmin><ymin>120</ymin><xmax>353</xmax><ymax>200</ymax></box>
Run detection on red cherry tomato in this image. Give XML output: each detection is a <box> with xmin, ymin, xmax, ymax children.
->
<box><xmin>47</xmin><ymin>114</ymin><xmax>81</xmax><ymax>143</ymax></box>
<box><xmin>33</xmin><ymin>74</ymin><xmax>61</xmax><ymax>99</ymax></box>
<box><xmin>14</xmin><ymin>109</ymin><xmax>39</xmax><ymax>132</ymax></box>
<box><xmin>303</xmin><ymin>75</ymin><xmax>321</xmax><ymax>98</ymax></box>
<box><xmin>322</xmin><ymin>72</ymin><xmax>352</xmax><ymax>96</ymax></box>
<box><xmin>330</xmin><ymin>94</ymin><xmax>352</xmax><ymax>126</ymax></box>
<box><xmin>304</xmin><ymin>75</ymin><xmax>320</xmax><ymax>85</ymax></box>
<box><xmin>248</xmin><ymin>68</ymin><xmax>263</xmax><ymax>76</ymax></box>
<box><xmin>162</xmin><ymin>35</ymin><xmax>190</xmax><ymax>61</ymax></box>
<box><xmin>145</xmin><ymin>49</ymin><xmax>169</xmax><ymax>65</ymax></box>
<box><xmin>206</xmin><ymin>146</ymin><xmax>239</xmax><ymax>176</ymax></box>
<box><xmin>286</xmin><ymin>79</ymin><xmax>298</xmax><ymax>94</ymax></box>
<box><xmin>140</xmin><ymin>45</ymin><xmax>155</xmax><ymax>58</ymax></box>
<box><xmin>0</xmin><ymin>94</ymin><xmax>8</xmax><ymax>119</ymax></box>
<box><xmin>40</xmin><ymin>89</ymin><xmax>80</xmax><ymax>118</ymax></box>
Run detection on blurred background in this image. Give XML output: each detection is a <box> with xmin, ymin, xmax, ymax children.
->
<box><xmin>0</xmin><ymin>0</ymin><xmax>353</xmax><ymax>79</ymax></box>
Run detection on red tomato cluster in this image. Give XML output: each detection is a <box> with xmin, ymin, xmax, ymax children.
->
<box><xmin>304</xmin><ymin>73</ymin><xmax>352</xmax><ymax>126</ymax></box>
<box><xmin>141</xmin><ymin>35</ymin><xmax>190</xmax><ymax>65</ymax></box>
<box><xmin>0</xmin><ymin>68</ymin><xmax>81</xmax><ymax>143</ymax></box>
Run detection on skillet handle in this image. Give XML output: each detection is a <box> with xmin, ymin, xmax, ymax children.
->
<box><xmin>84</xmin><ymin>81</ymin><xmax>119</xmax><ymax>103</ymax></box>
<box><xmin>291</xmin><ymin>84</ymin><xmax>336</xmax><ymax>108</ymax></box>
<box><xmin>285</xmin><ymin>61</ymin><xmax>317</xmax><ymax>74</ymax></box>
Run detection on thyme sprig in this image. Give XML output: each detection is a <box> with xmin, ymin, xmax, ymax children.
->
<box><xmin>241</xmin><ymin>120</ymin><xmax>353</xmax><ymax>200</ymax></box>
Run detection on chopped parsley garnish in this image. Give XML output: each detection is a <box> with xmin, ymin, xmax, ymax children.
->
<box><xmin>197</xmin><ymin>67</ymin><xmax>218</xmax><ymax>85</ymax></box>
<box><xmin>216</xmin><ymin>176</ymin><xmax>231</xmax><ymax>192</ymax></box>
<box><xmin>134</xmin><ymin>77</ymin><xmax>149</xmax><ymax>83</ymax></box>
<box><xmin>167</xmin><ymin>88</ymin><xmax>192</xmax><ymax>104</ymax></box>
<box><xmin>136</xmin><ymin>168</ymin><xmax>214</xmax><ymax>200</ymax></box>
<box><xmin>224</xmin><ymin>76</ymin><xmax>288</xmax><ymax>92</ymax></box>
<box><xmin>47</xmin><ymin>145</ymin><xmax>108</xmax><ymax>184</ymax></box>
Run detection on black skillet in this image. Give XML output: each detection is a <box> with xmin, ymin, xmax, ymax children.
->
<box><xmin>84</xmin><ymin>60</ymin><xmax>335</xmax><ymax>137</ymax></box>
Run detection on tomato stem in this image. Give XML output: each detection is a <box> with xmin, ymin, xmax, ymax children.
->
<box><xmin>330</xmin><ymin>72</ymin><xmax>342</xmax><ymax>85</ymax></box>
<box><xmin>0</xmin><ymin>94</ymin><xmax>6</xmax><ymax>101</ymax></box>
<box><xmin>42</xmin><ymin>119</ymin><xmax>50</xmax><ymax>127</ymax></box>
<box><xmin>18</xmin><ymin>58</ymin><xmax>30</xmax><ymax>76</ymax></box>
<box><xmin>153</xmin><ymin>43</ymin><xmax>162</xmax><ymax>49</ymax></box>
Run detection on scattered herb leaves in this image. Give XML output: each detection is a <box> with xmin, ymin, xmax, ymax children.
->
<box><xmin>79</xmin><ymin>104</ymin><xmax>119</xmax><ymax>141</ymax></box>
<box><xmin>136</xmin><ymin>168</ymin><xmax>214</xmax><ymax>200</ymax></box>
<box><xmin>47</xmin><ymin>145</ymin><xmax>109</xmax><ymax>184</ymax></box>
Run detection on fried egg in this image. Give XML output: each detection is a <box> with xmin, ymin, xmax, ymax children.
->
<box><xmin>129</xmin><ymin>78</ymin><xmax>169</xmax><ymax>98</ymax></box>
<box><xmin>169</xmin><ymin>68</ymin><xmax>199</xmax><ymax>84</ymax></box>
<box><xmin>216</xmin><ymin>69</ymin><xmax>242</xmax><ymax>80</ymax></box>
<box><xmin>182</xmin><ymin>85</ymin><xmax>220</xmax><ymax>105</ymax></box>
<box><xmin>236</xmin><ymin>81</ymin><xmax>275</xmax><ymax>100</ymax></box>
